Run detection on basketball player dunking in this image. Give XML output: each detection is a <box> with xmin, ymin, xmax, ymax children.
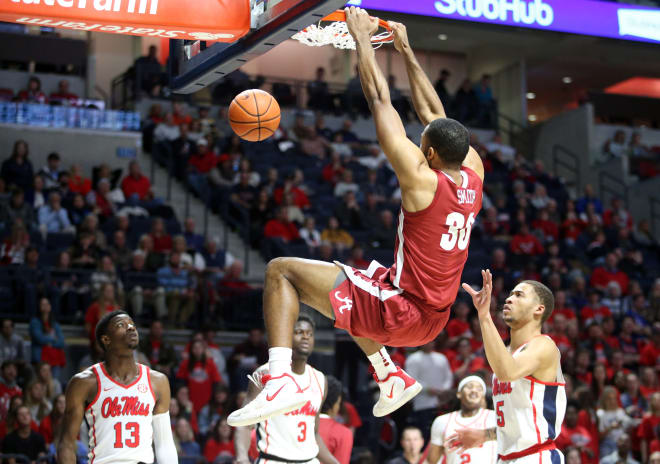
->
<box><xmin>229</xmin><ymin>7</ymin><xmax>484</xmax><ymax>427</ymax></box>
<box><xmin>452</xmin><ymin>271</ymin><xmax>567</xmax><ymax>464</ymax></box>
<box><xmin>428</xmin><ymin>375</ymin><xmax>497</xmax><ymax>464</ymax></box>
<box><xmin>58</xmin><ymin>310</ymin><xmax>178</xmax><ymax>464</ymax></box>
<box><xmin>234</xmin><ymin>315</ymin><xmax>339</xmax><ymax>464</ymax></box>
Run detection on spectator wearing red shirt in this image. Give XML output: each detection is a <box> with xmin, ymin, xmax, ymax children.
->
<box><xmin>561</xmin><ymin>211</ymin><xmax>585</xmax><ymax>244</ymax></box>
<box><xmin>446</xmin><ymin>301</ymin><xmax>471</xmax><ymax>343</ymax></box>
<box><xmin>322</xmin><ymin>151</ymin><xmax>345</xmax><ymax>185</ymax></box>
<box><xmin>510</xmin><ymin>224</ymin><xmax>544</xmax><ymax>256</ymax></box>
<box><xmin>137</xmin><ymin>320</ymin><xmax>177</xmax><ymax>377</ymax></box>
<box><xmin>602</xmin><ymin>317</ymin><xmax>621</xmax><ymax>350</ymax></box>
<box><xmin>121</xmin><ymin>161</ymin><xmax>153</xmax><ymax>201</ymax></box>
<box><xmin>639</xmin><ymin>393</ymin><xmax>660</xmax><ymax>463</ymax></box>
<box><xmin>591</xmin><ymin>252</ymin><xmax>629</xmax><ymax>295</ymax></box>
<box><xmin>556</xmin><ymin>401</ymin><xmax>595</xmax><ymax>464</ymax></box>
<box><xmin>532</xmin><ymin>209</ymin><xmax>559</xmax><ymax>243</ymax></box>
<box><xmin>574</xmin><ymin>349</ymin><xmax>593</xmax><ymax>385</ymax></box>
<box><xmin>549</xmin><ymin>313</ymin><xmax>573</xmax><ymax>355</ymax></box>
<box><xmin>447</xmin><ymin>337</ymin><xmax>488</xmax><ymax>378</ymax></box>
<box><xmin>581</xmin><ymin>323</ymin><xmax>612</xmax><ymax>366</ymax></box>
<box><xmin>574</xmin><ymin>388</ymin><xmax>599</xmax><ymax>463</ymax></box>
<box><xmin>606</xmin><ymin>351</ymin><xmax>630</xmax><ymax>383</ymax></box>
<box><xmin>603</xmin><ymin>197</ymin><xmax>633</xmax><ymax>230</ymax></box>
<box><xmin>345</xmin><ymin>245</ymin><xmax>369</xmax><ymax>270</ymax></box>
<box><xmin>176</xmin><ymin>339</ymin><xmax>222</xmax><ymax>412</ymax></box>
<box><xmin>552</xmin><ymin>290</ymin><xmax>576</xmax><ymax>321</ymax></box>
<box><xmin>581</xmin><ymin>289</ymin><xmax>612</xmax><ymax>325</ymax></box>
<box><xmin>264</xmin><ymin>207</ymin><xmax>300</xmax><ymax>242</ymax></box>
<box><xmin>38</xmin><ymin>393</ymin><xmax>64</xmax><ymax>444</ymax></box>
<box><xmin>188</xmin><ymin>139</ymin><xmax>219</xmax><ymax>174</ymax></box>
<box><xmin>67</xmin><ymin>164</ymin><xmax>92</xmax><ymax>196</ymax></box>
<box><xmin>84</xmin><ymin>283</ymin><xmax>119</xmax><ymax>347</ymax></box>
<box><xmin>640</xmin><ymin>367</ymin><xmax>660</xmax><ymax>400</ymax></box>
<box><xmin>640</xmin><ymin>323</ymin><xmax>660</xmax><ymax>367</ymax></box>
<box><xmin>18</xmin><ymin>76</ymin><xmax>47</xmax><ymax>104</ymax></box>
<box><xmin>273</xmin><ymin>176</ymin><xmax>310</xmax><ymax>209</ymax></box>
<box><xmin>172</xmin><ymin>101</ymin><xmax>192</xmax><ymax>126</ymax></box>
<box><xmin>49</xmin><ymin>80</ymin><xmax>78</xmax><ymax>105</ymax></box>
<box><xmin>203</xmin><ymin>417</ymin><xmax>235</xmax><ymax>463</ymax></box>
<box><xmin>149</xmin><ymin>217</ymin><xmax>172</xmax><ymax>253</ymax></box>
<box><xmin>319</xmin><ymin>376</ymin><xmax>354</xmax><ymax>464</ymax></box>
<box><xmin>87</xmin><ymin>178</ymin><xmax>116</xmax><ymax>220</ymax></box>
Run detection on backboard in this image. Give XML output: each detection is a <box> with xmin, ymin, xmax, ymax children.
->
<box><xmin>169</xmin><ymin>0</ymin><xmax>347</xmax><ymax>94</ymax></box>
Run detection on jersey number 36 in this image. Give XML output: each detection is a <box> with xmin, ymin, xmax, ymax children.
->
<box><xmin>440</xmin><ymin>212</ymin><xmax>475</xmax><ymax>251</ymax></box>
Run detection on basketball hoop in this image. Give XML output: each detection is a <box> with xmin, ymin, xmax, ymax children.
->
<box><xmin>292</xmin><ymin>10</ymin><xmax>393</xmax><ymax>49</ymax></box>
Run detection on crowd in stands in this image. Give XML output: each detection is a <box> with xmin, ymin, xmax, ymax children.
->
<box><xmin>1</xmin><ymin>77</ymin><xmax>660</xmax><ymax>462</ymax></box>
<box><xmin>603</xmin><ymin>129</ymin><xmax>660</xmax><ymax>179</ymax></box>
<box><xmin>0</xmin><ymin>75</ymin><xmax>80</xmax><ymax>105</ymax></box>
<box><xmin>0</xmin><ymin>137</ymin><xmax>250</xmax><ymax>331</ymax></box>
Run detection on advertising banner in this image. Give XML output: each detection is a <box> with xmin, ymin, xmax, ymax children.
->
<box><xmin>351</xmin><ymin>0</ymin><xmax>660</xmax><ymax>44</ymax></box>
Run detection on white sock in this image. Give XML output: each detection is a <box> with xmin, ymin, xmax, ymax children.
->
<box><xmin>367</xmin><ymin>347</ymin><xmax>397</xmax><ymax>381</ymax></box>
<box><xmin>268</xmin><ymin>347</ymin><xmax>292</xmax><ymax>378</ymax></box>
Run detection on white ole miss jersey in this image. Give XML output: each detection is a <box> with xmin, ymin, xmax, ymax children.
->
<box><xmin>430</xmin><ymin>409</ymin><xmax>498</xmax><ymax>464</ymax></box>
<box><xmin>492</xmin><ymin>336</ymin><xmax>566</xmax><ymax>458</ymax></box>
<box><xmin>253</xmin><ymin>364</ymin><xmax>325</xmax><ymax>462</ymax></box>
<box><xmin>84</xmin><ymin>363</ymin><xmax>156</xmax><ymax>464</ymax></box>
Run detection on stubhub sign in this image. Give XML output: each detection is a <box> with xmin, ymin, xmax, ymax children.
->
<box><xmin>351</xmin><ymin>0</ymin><xmax>660</xmax><ymax>44</ymax></box>
<box><xmin>434</xmin><ymin>0</ymin><xmax>554</xmax><ymax>27</ymax></box>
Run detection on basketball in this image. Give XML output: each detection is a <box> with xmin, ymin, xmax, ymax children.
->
<box><xmin>229</xmin><ymin>89</ymin><xmax>281</xmax><ymax>142</ymax></box>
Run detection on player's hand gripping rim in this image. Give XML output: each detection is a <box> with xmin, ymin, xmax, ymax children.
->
<box><xmin>462</xmin><ymin>269</ymin><xmax>493</xmax><ymax>318</ymax></box>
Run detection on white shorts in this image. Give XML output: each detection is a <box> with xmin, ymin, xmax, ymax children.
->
<box><xmin>499</xmin><ymin>449</ymin><xmax>564</xmax><ymax>464</ymax></box>
<box><xmin>256</xmin><ymin>457</ymin><xmax>319</xmax><ymax>464</ymax></box>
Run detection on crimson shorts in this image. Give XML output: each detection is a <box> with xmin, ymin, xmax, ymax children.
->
<box><xmin>328</xmin><ymin>261</ymin><xmax>450</xmax><ymax>347</ymax></box>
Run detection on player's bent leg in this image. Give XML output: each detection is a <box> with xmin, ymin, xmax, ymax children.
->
<box><xmin>263</xmin><ymin>257</ymin><xmax>341</xmax><ymax>347</ymax></box>
<box><xmin>228</xmin><ymin>257</ymin><xmax>344</xmax><ymax>428</ymax></box>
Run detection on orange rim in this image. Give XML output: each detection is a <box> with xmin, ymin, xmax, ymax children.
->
<box><xmin>321</xmin><ymin>10</ymin><xmax>393</xmax><ymax>43</ymax></box>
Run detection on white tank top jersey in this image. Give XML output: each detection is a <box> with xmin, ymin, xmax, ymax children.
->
<box><xmin>84</xmin><ymin>363</ymin><xmax>156</xmax><ymax>464</ymax></box>
<box><xmin>254</xmin><ymin>364</ymin><xmax>325</xmax><ymax>461</ymax></box>
<box><xmin>430</xmin><ymin>408</ymin><xmax>498</xmax><ymax>464</ymax></box>
<box><xmin>492</xmin><ymin>336</ymin><xmax>567</xmax><ymax>458</ymax></box>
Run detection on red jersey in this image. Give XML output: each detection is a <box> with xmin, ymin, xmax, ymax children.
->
<box><xmin>176</xmin><ymin>358</ymin><xmax>221</xmax><ymax>412</ymax></box>
<box><xmin>388</xmin><ymin>167</ymin><xmax>483</xmax><ymax>309</ymax></box>
<box><xmin>319</xmin><ymin>416</ymin><xmax>354</xmax><ymax>464</ymax></box>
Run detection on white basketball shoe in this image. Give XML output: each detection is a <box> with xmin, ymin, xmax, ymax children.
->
<box><xmin>227</xmin><ymin>372</ymin><xmax>307</xmax><ymax>427</ymax></box>
<box><xmin>372</xmin><ymin>366</ymin><xmax>422</xmax><ymax>417</ymax></box>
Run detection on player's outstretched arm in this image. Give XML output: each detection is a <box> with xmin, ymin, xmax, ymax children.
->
<box><xmin>57</xmin><ymin>373</ymin><xmax>94</xmax><ymax>464</ymax></box>
<box><xmin>345</xmin><ymin>7</ymin><xmax>431</xmax><ymax>192</ymax></box>
<box><xmin>462</xmin><ymin>271</ymin><xmax>557</xmax><ymax>382</ymax></box>
<box><xmin>316</xmin><ymin>377</ymin><xmax>340</xmax><ymax>464</ymax></box>
<box><xmin>151</xmin><ymin>370</ymin><xmax>178</xmax><ymax>464</ymax></box>
<box><xmin>234</xmin><ymin>373</ymin><xmax>261</xmax><ymax>464</ymax></box>
<box><xmin>389</xmin><ymin>21</ymin><xmax>445</xmax><ymax>125</ymax></box>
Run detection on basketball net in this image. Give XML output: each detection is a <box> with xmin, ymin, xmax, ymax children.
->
<box><xmin>0</xmin><ymin>0</ymin><xmax>251</xmax><ymax>41</ymax></box>
<box><xmin>292</xmin><ymin>10</ymin><xmax>393</xmax><ymax>50</ymax></box>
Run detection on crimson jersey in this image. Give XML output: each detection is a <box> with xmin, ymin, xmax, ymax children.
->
<box><xmin>389</xmin><ymin>167</ymin><xmax>483</xmax><ymax>309</ymax></box>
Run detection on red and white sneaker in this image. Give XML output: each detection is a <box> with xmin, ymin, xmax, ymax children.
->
<box><xmin>227</xmin><ymin>373</ymin><xmax>307</xmax><ymax>427</ymax></box>
<box><xmin>372</xmin><ymin>366</ymin><xmax>422</xmax><ymax>417</ymax></box>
